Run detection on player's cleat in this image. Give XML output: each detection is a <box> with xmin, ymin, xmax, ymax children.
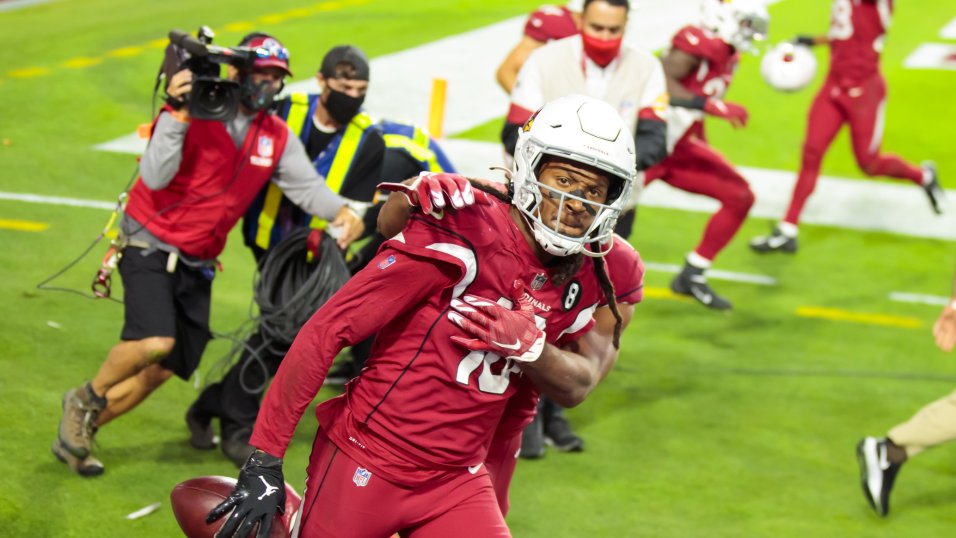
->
<box><xmin>519</xmin><ymin>414</ymin><xmax>546</xmax><ymax>459</ymax></box>
<box><xmin>185</xmin><ymin>404</ymin><xmax>217</xmax><ymax>450</ymax></box>
<box><xmin>749</xmin><ymin>227</ymin><xmax>798</xmax><ymax>254</ymax></box>
<box><xmin>670</xmin><ymin>264</ymin><xmax>732</xmax><ymax>310</ymax></box>
<box><xmin>221</xmin><ymin>428</ymin><xmax>256</xmax><ymax>468</ymax></box>
<box><xmin>856</xmin><ymin>436</ymin><xmax>903</xmax><ymax>517</ymax></box>
<box><xmin>52</xmin><ymin>439</ymin><xmax>104</xmax><ymax>477</ymax></box>
<box><xmin>57</xmin><ymin>383</ymin><xmax>105</xmax><ymax>459</ymax></box>
<box><xmin>544</xmin><ymin>411</ymin><xmax>584</xmax><ymax>452</ymax></box>
<box><xmin>921</xmin><ymin>162</ymin><xmax>945</xmax><ymax>215</ymax></box>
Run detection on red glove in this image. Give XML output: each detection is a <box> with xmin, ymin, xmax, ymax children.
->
<box><xmin>378</xmin><ymin>172</ymin><xmax>489</xmax><ymax>217</ymax></box>
<box><xmin>704</xmin><ymin>99</ymin><xmax>749</xmax><ymax>128</ymax></box>
<box><xmin>447</xmin><ymin>281</ymin><xmax>546</xmax><ymax>363</ymax></box>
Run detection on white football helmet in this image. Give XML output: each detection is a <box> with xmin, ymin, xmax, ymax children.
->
<box><xmin>760</xmin><ymin>42</ymin><xmax>817</xmax><ymax>92</ymax></box>
<box><xmin>512</xmin><ymin>94</ymin><xmax>637</xmax><ymax>258</ymax></box>
<box><xmin>701</xmin><ymin>0</ymin><xmax>770</xmax><ymax>53</ymax></box>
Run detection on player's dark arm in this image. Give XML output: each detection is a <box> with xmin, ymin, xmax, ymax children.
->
<box><xmin>377</xmin><ymin>176</ymin><xmax>418</xmax><ymax>237</ymax></box>
<box><xmin>794</xmin><ymin>35</ymin><xmax>830</xmax><ymax>47</ymax></box>
<box><xmin>520</xmin><ymin>303</ymin><xmax>635</xmax><ymax>408</ymax></box>
<box><xmin>634</xmin><ymin>118</ymin><xmax>667</xmax><ymax>171</ymax></box>
<box><xmin>661</xmin><ymin>48</ymin><xmax>705</xmax><ymax>109</ymax></box>
<box><xmin>501</xmin><ymin>120</ymin><xmax>521</xmax><ymax>157</ymax></box>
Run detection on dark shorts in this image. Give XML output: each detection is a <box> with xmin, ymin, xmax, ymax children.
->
<box><xmin>118</xmin><ymin>247</ymin><xmax>213</xmax><ymax>380</ymax></box>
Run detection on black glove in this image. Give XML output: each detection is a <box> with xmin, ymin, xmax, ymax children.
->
<box><xmin>206</xmin><ymin>450</ymin><xmax>286</xmax><ymax>538</ymax></box>
<box><xmin>794</xmin><ymin>35</ymin><xmax>816</xmax><ymax>47</ymax></box>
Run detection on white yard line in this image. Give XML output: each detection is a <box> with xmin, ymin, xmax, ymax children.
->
<box><xmin>0</xmin><ymin>191</ymin><xmax>115</xmax><ymax>210</ymax></box>
<box><xmin>0</xmin><ymin>0</ymin><xmax>54</xmax><ymax>12</ymax></box>
<box><xmin>888</xmin><ymin>292</ymin><xmax>950</xmax><ymax>307</ymax></box>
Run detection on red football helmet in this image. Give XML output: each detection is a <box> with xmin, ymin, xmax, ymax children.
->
<box><xmin>170</xmin><ymin>476</ymin><xmax>301</xmax><ymax>538</ymax></box>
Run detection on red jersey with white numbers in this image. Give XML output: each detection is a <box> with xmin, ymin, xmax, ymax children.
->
<box><xmin>828</xmin><ymin>0</ymin><xmax>892</xmax><ymax>84</ymax></box>
<box><xmin>524</xmin><ymin>4</ymin><xmax>578</xmax><ymax>43</ymax></box>
<box><xmin>671</xmin><ymin>25</ymin><xmax>739</xmax><ymax>100</ymax></box>
<box><xmin>251</xmin><ymin>198</ymin><xmax>631</xmax><ymax>487</ymax></box>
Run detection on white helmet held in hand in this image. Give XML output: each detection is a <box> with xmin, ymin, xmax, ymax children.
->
<box><xmin>512</xmin><ymin>94</ymin><xmax>637</xmax><ymax>258</ymax></box>
<box><xmin>701</xmin><ymin>0</ymin><xmax>770</xmax><ymax>53</ymax></box>
<box><xmin>760</xmin><ymin>42</ymin><xmax>817</xmax><ymax>92</ymax></box>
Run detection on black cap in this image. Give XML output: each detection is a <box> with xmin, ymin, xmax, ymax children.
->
<box><xmin>319</xmin><ymin>45</ymin><xmax>370</xmax><ymax>81</ymax></box>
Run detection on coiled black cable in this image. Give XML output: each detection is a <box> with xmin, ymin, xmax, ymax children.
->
<box><xmin>234</xmin><ymin>228</ymin><xmax>351</xmax><ymax>394</ymax></box>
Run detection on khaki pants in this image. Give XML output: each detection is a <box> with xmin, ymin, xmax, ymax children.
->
<box><xmin>888</xmin><ymin>388</ymin><xmax>956</xmax><ymax>458</ymax></box>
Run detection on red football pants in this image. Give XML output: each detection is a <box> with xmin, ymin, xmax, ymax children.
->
<box><xmin>784</xmin><ymin>74</ymin><xmax>922</xmax><ymax>225</ymax></box>
<box><xmin>645</xmin><ymin>136</ymin><xmax>754</xmax><ymax>262</ymax></box>
<box><xmin>292</xmin><ymin>430</ymin><xmax>510</xmax><ymax>538</ymax></box>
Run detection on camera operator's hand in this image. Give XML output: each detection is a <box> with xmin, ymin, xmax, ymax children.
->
<box><xmin>330</xmin><ymin>204</ymin><xmax>365</xmax><ymax>249</ymax></box>
<box><xmin>165</xmin><ymin>69</ymin><xmax>193</xmax><ymax>121</ymax></box>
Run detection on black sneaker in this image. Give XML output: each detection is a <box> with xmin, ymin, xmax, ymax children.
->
<box><xmin>749</xmin><ymin>227</ymin><xmax>798</xmax><ymax>254</ymax></box>
<box><xmin>519</xmin><ymin>414</ymin><xmax>546</xmax><ymax>459</ymax></box>
<box><xmin>670</xmin><ymin>264</ymin><xmax>732</xmax><ymax>310</ymax></box>
<box><xmin>856</xmin><ymin>437</ymin><xmax>903</xmax><ymax>517</ymax></box>
<box><xmin>544</xmin><ymin>412</ymin><xmax>584</xmax><ymax>452</ymax></box>
<box><xmin>922</xmin><ymin>162</ymin><xmax>945</xmax><ymax>215</ymax></box>
<box><xmin>185</xmin><ymin>404</ymin><xmax>217</xmax><ymax>450</ymax></box>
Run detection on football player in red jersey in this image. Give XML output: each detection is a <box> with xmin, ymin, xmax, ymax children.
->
<box><xmin>643</xmin><ymin>0</ymin><xmax>769</xmax><ymax>310</ymax></box>
<box><xmin>751</xmin><ymin>0</ymin><xmax>945</xmax><ymax>254</ymax></box>
<box><xmin>206</xmin><ymin>95</ymin><xmax>644</xmax><ymax>538</ymax></box>
<box><xmin>496</xmin><ymin>0</ymin><xmax>583</xmax><ymax>93</ymax></box>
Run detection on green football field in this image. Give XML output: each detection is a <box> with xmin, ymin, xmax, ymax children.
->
<box><xmin>1</xmin><ymin>0</ymin><xmax>955</xmax><ymax>536</ymax></box>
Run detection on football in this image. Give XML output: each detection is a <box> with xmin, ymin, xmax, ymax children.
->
<box><xmin>760</xmin><ymin>42</ymin><xmax>818</xmax><ymax>92</ymax></box>
<box><xmin>170</xmin><ymin>476</ymin><xmax>302</xmax><ymax>538</ymax></box>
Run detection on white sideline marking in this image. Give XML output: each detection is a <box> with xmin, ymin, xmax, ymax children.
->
<box><xmin>889</xmin><ymin>292</ymin><xmax>949</xmax><ymax>307</ymax></box>
<box><xmin>643</xmin><ymin>262</ymin><xmax>777</xmax><ymax>286</ymax></box>
<box><xmin>940</xmin><ymin>17</ymin><xmax>956</xmax><ymax>39</ymax></box>
<box><xmin>903</xmin><ymin>43</ymin><xmax>956</xmax><ymax>71</ymax></box>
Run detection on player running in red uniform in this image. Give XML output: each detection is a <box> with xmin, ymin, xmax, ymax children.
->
<box><xmin>750</xmin><ymin>0</ymin><xmax>944</xmax><ymax>254</ymax></box>
<box><xmin>644</xmin><ymin>0</ymin><xmax>769</xmax><ymax>310</ymax></box>
<box><xmin>206</xmin><ymin>95</ymin><xmax>642</xmax><ymax>537</ymax></box>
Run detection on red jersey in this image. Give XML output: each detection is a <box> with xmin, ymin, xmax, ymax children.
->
<box><xmin>250</xmin><ymin>198</ymin><xmax>633</xmax><ymax>486</ymax></box>
<box><xmin>524</xmin><ymin>5</ymin><xmax>578</xmax><ymax>43</ymax></box>
<box><xmin>671</xmin><ymin>25</ymin><xmax>739</xmax><ymax>100</ymax></box>
<box><xmin>827</xmin><ymin>0</ymin><xmax>892</xmax><ymax>84</ymax></box>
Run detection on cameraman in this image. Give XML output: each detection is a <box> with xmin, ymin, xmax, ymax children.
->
<box><xmin>52</xmin><ymin>33</ymin><xmax>365</xmax><ymax>476</ymax></box>
<box><xmin>187</xmin><ymin>44</ymin><xmax>387</xmax><ymax>466</ymax></box>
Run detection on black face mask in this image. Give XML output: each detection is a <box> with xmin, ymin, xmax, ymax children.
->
<box><xmin>239</xmin><ymin>77</ymin><xmax>280</xmax><ymax>112</ymax></box>
<box><xmin>324</xmin><ymin>87</ymin><xmax>365</xmax><ymax>124</ymax></box>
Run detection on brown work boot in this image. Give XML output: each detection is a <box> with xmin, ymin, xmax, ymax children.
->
<box><xmin>52</xmin><ymin>439</ymin><xmax>104</xmax><ymax>477</ymax></box>
<box><xmin>57</xmin><ymin>383</ymin><xmax>106</xmax><ymax>459</ymax></box>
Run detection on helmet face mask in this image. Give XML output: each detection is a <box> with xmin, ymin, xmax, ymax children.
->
<box><xmin>701</xmin><ymin>0</ymin><xmax>770</xmax><ymax>53</ymax></box>
<box><xmin>512</xmin><ymin>94</ymin><xmax>637</xmax><ymax>258</ymax></box>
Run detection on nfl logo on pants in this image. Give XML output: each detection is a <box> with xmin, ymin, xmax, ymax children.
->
<box><xmin>353</xmin><ymin>467</ymin><xmax>372</xmax><ymax>487</ymax></box>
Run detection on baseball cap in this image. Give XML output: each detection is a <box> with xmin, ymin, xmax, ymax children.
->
<box><xmin>320</xmin><ymin>45</ymin><xmax>370</xmax><ymax>81</ymax></box>
<box><xmin>243</xmin><ymin>35</ymin><xmax>293</xmax><ymax>77</ymax></box>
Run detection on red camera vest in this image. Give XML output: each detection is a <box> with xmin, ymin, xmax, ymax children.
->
<box><xmin>126</xmin><ymin>107</ymin><xmax>290</xmax><ymax>260</ymax></box>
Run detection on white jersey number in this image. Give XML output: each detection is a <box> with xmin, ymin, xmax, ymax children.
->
<box><xmin>829</xmin><ymin>0</ymin><xmax>854</xmax><ymax>41</ymax></box>
<box><xmin>454</xmin><ymin>296</ymin><xmax>546</xmax><ymax>394</ymax></box>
